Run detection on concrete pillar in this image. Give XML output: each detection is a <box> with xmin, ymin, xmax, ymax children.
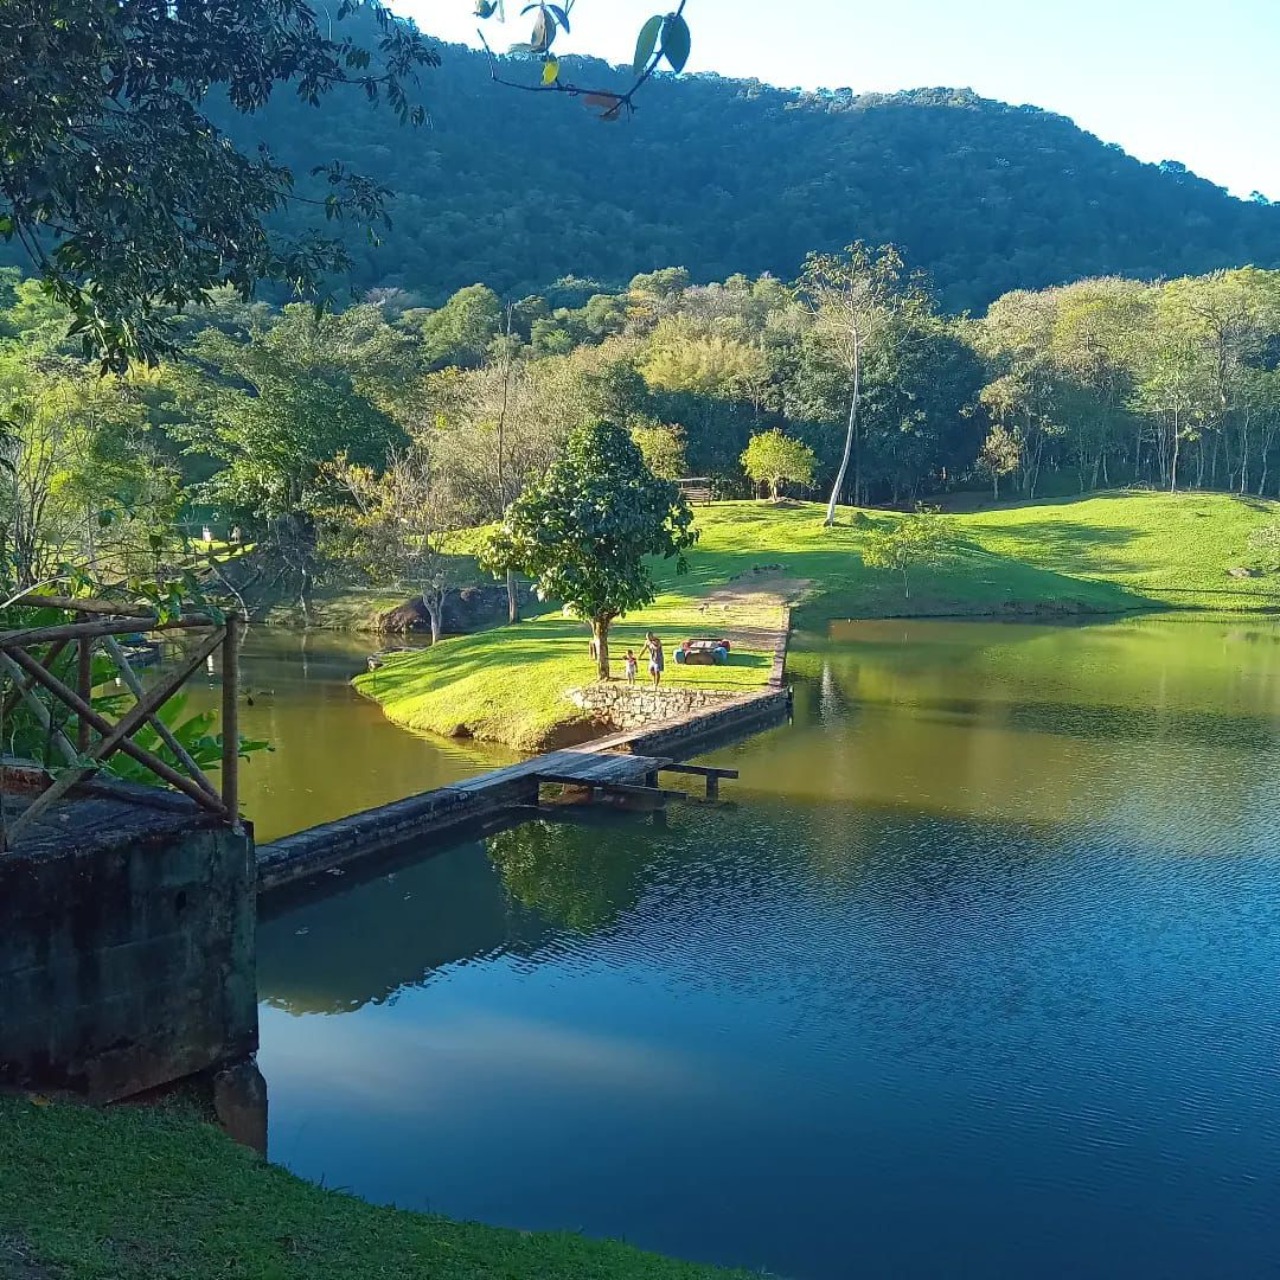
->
<box><xmin>0</xmin><ymin>783</ymin><xmax>257</xmax><ymax>1104</ymax></box>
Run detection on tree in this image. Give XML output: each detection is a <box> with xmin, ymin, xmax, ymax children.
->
<box><xmin>630</xmin><ymin>422</ymin><xmax>687</xmax><ymax>480</ymax></box>
<box><xmin>428</xmin><ymin>350</ymin><xmax>573</xmax><ymax>621</ymax></box>
<box><xmin>640</xmin><ymin>318</ymin><xmax>772</xmax><ymax>482</ymax></box>
<box><xmin>0</xmin><ymin>349</ymin><xmax>178</xmax><ymax>587</ymax></box>
<box><xmin>741</xmin><ymin>429</ymin><xmax>816</xmax><ymax>500</ymax></box>
<box><xmin>480</xmin><ymin>420</ymin><xmax>696</xmax><ymax>680</ymax></box>
<box><xmin>407</xmin><ymin>285</ymin><xmax>504</xmax><ymax>370</ymax></box>
<box><xmin>799</xmin><ymin>245</ymin><xmax>928</xmax><ymax>524</ymax></box>
<box><xmin>0</xmin><ymin>0</ymin><xmax>437</xmax><ymax>369</ymax></box>
<box><xmin>171</xmin><ymin>304</ymin><xmax>406</xmax><ymax>614</ymax></box>
<box><xmin>326</xmin><ymin>444</ymin><xmax>461</xmax><ymax>644</ymax></box>
<box><xmin>977</xmin><ymin>425</ymin><xmax>1021</xmax><ymax>500</ymax></box>
<box><xmin>861</xmin><ymin>509</ymin><xmax>952</xmax><ymax>599</ymax></box>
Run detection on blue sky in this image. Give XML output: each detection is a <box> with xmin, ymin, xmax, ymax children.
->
<box><xmin>392</xmin><ymin>0</ymin><xmax>1278</xmax><ymax>199</ymax></box>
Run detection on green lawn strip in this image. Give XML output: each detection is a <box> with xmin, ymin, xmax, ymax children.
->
<box><xmin>958</xmin><ymin>489</ymin><xmax>1280</xmax><ymax>610</ymax></box>
<box><xmin>683</xmin><ymin>492</ymin><xmax>1280</xmax><ymax>623</ymax></box>
<box><xmin>0</xmin><ymin>1095</ymin><xmax>750</xmax><ymax>1280</ymax></box>
<box><xmin>356</xmin><ymin>605</ymin><xmax>776</xmax><ymax>752</ymax></box>
<box><xmin>357</xmin><ymin>492</ymin><xmax>1280</xmax><ymax>750</ymax></box>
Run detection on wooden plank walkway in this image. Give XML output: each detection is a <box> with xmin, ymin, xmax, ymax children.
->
<box><xmin>448</xmin><ymin>748</ymin><xmax>671</xmax><ymax>794</ymax></box>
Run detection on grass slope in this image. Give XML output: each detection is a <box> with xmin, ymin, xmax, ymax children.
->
<box><xmin>0</xmin><ymin>1095</ymin><xmax>748</xmax><ymax>1280</ymax></box>
<box><xmin>358</xmin><ymin>491</ymin><xmax>1280</xmax><ymax>751</ymax></box>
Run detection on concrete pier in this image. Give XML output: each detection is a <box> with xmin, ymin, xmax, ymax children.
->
<box><xmin>0</xmin><ymin>773</ymin><xmax>257</xmax><ymax>1103</ymax></box>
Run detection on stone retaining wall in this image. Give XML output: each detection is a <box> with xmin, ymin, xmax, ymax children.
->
<box><xmin>0</xmin><ymin>781</ymin><xmax>257</xmax><ymax>1103</ymax></box>
<box><xmin>589</xmin><ymin>686</ymin><xmax>792</xmax><ymax>759</ymax></box>
<box><xmin>568</xmin><ymin>683</ymin><xmax>738</xmax><ymax>730</ymax></box>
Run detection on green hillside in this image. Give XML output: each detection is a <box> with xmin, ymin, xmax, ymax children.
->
<box><xmin>184</xmin><ymin>33</ymin><xmax>1280</xmax><ymax>312</ymax></box>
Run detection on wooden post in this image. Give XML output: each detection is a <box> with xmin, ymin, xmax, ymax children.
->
<box><xmin>221</xmin><ymin>616</ymin><xmax>240</xmax><ymax>829</ymax></box>
<box><xmin>76</xmin><ymin>616</ymin><xmax>92</xmax><ymax>752</ymax></box>
<box><xmin>706</xmin><ymin>774</ymin><xmax>719</xmax><ymax>800</ymax></box>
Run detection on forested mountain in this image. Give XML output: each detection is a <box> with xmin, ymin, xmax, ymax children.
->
<box><xmin>195</xmin><ymin>38</ymin><xmax>1280</xmax><ymax>312</ymax></box>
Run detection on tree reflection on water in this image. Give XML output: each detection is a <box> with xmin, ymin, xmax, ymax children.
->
<box><xmin>487</xmin><ymin>816</ymin><xmax>647</xmax><ymax>933</ymax></box>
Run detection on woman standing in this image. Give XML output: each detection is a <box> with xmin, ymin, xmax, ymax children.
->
<box><xmin>644</xmin><ymin>631</ymin><xmax>665</xmax><ymax>689</ymax></box>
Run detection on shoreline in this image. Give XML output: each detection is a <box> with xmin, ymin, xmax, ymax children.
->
<box><xmin>0</xmin><ymin>1093</ymin><xmax>751</xmax><ymax>1280</ymax></box>
<box><xmin>351</xmin><ymin>493</ymin><xmax>1280</xmax><ymax>750</ymax></box>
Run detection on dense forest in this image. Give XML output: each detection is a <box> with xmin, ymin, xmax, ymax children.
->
<box><xmin>176</xmin><ymin>38</ymin><xmax>1280</xmax><ymax>314</ymax></box>
<box><xmin>3</xmin><ymin>247</ymin><xmax>1279</xmax><ymax>615</ymax></box>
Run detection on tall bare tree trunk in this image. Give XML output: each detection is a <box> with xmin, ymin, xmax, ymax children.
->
<box><xmin>422</xmin><ymin>589</ymin><xmax>444</xmax><ymax>645</ymax></box>
<box><xmin>824</xmin><ymin>328</ymin><xmax>861</xmax><ymax>527</ymax></box>
<box><xmin>497</xmin><ymin>305</ymin><xmax>519</xmax><ymax>623</ymax></box>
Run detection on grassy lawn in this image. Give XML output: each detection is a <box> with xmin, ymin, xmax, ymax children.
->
<box><xmin>0</xmin><ymin>1095</ymin><xmax>749</xmax><ymax>1280</ymax></box>
<box><xmin>687</xmin><ymin>490</ymin><xmax>1280</xmax><ymax>624</ymax></box>
<box><xmin>357</xmin><ymin>490</ymin><xmax>1280</xmax><ymax>750</ymax></box>
<box><xmin>356</xmin><ymin>600</ymin><xmax>780</xmax><ymax>752</ymax></box>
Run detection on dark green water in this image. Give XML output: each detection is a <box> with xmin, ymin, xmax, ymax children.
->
<box><xmin>181</xmin><ymin>629</ymin><xmax>515</xmax><ymax>842</ymax></box>
<box><xmin>257</xmin><ymin>618</ymin><xmax>1280</xmax><ymax>1279</ymax></box>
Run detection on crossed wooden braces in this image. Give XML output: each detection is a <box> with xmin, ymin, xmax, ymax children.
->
<box><xmin>0</xmin><ymin>597</ymin><xmax>242</xmax><ymax>846</ymax></box>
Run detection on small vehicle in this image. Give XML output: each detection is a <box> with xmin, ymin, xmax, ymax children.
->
<box><xmin>674</xmin><ymin>636</ymin><xmax>732</xmax><ymax>666</ymax></box>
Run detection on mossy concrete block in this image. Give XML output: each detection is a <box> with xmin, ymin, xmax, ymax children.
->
<box><xmin>0</xmin><ymin>784</ymin><xmax>256</xmax><ymax>1103</ymax></box>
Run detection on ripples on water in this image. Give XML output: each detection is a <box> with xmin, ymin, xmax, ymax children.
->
<box><xmin>258</xmin><ymin>619</ymin><xmax>1280</xmax><ymax>1279</ymax></box>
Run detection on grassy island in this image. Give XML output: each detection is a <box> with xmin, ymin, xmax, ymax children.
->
<box><xmin>356</xmin><ymin>491</ymin><xmax>1280</xmax><ymax>751</ymax></box>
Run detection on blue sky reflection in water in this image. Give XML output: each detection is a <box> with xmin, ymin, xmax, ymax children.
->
<box><xmin>258</xmin><ymin>618</ymin><xmax>1280</xmax><ymax>1279</ymax></box>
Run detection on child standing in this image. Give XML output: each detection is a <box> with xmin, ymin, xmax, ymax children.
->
<box><xmin>624</xmin><ymin>649</ymin><xmax>638</xmax><ymax>684</ymax></box>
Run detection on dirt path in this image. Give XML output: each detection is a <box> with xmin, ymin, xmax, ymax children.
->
<box><xmin>693</xmin><ymin>572</ymin><xmax>808</xmax><ymax>649</ymax></box>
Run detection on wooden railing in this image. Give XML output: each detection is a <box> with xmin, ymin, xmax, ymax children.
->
<box><xmin>0</xmin><ymin>597</ymin><xmax>241</xmax><ymax>846</ymax></box>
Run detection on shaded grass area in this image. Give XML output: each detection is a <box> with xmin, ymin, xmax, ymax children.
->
<box><xmin>259</xmin><ymin>585</ymin><xmax>409</xmax><ymax>631</ymax></box>
<box><xmin>358</xmin><ymin>491</ymin><xmax>1280</xmax><ymax>750</ymax></box>
<box><xmin>0</xmin><ymin>1095</ymin><xmax>749</xmax><ymax>1280</ymax></box>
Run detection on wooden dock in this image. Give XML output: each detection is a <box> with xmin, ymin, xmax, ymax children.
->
<box><xmin>449</xmin><ymin>746</ymin><xmax>736</xmax><ymax>805</ymax></box>
<box><xmin>257</xmin><ymin>685</ymin><xmax>788</xmax><ymax>897</ymax></box>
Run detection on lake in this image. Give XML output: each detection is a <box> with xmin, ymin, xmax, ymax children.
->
<box><xmin>255</xmin><ymin>617</ymin><xmax>1280</xmax><ymax>1279</ymax></box>
<box><xmin>182</xmin><ymin>628</ymin><xmax>516</xmax><ymax>843</ymax></box>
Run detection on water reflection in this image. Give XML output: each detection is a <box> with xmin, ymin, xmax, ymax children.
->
<box><xmin>487</xmin><ymin>816</ymin><xmax>653</xmax><ymax>931</ymax></box>
<box><xmin>259</xmin><ymin>814</ymin><xmax>664</xmax><ymax>1013</ymax></box>
<box><xmin>257</xmin><ymin>617</ymin><xmax>1280</xmax><ymax>1279</ymax></box>
<box><xmin>259</xmin><ymin>841</ymin><xmax>547</xmax><ymax>1013</ymax></box>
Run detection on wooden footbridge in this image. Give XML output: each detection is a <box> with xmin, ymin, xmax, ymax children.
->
<box><xmin>257</xmin><ymin>685</ymin><xmax>794</xmax><ymax>897</ymax></box>
<box><xmin>454</xmin><ymin>747</ymin><xmax>738</xmax><ymax>806</ymax></box>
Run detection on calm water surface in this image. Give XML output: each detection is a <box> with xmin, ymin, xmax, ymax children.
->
<box><xmin>183</xmin><ymin>628</ymin><xmax>514</xmax><ymax>842</ymax></box>
<box><xmin>257</xmin><ymin>618</ymin><xmax>1280</xmax><ymax>1279</ymax></box>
